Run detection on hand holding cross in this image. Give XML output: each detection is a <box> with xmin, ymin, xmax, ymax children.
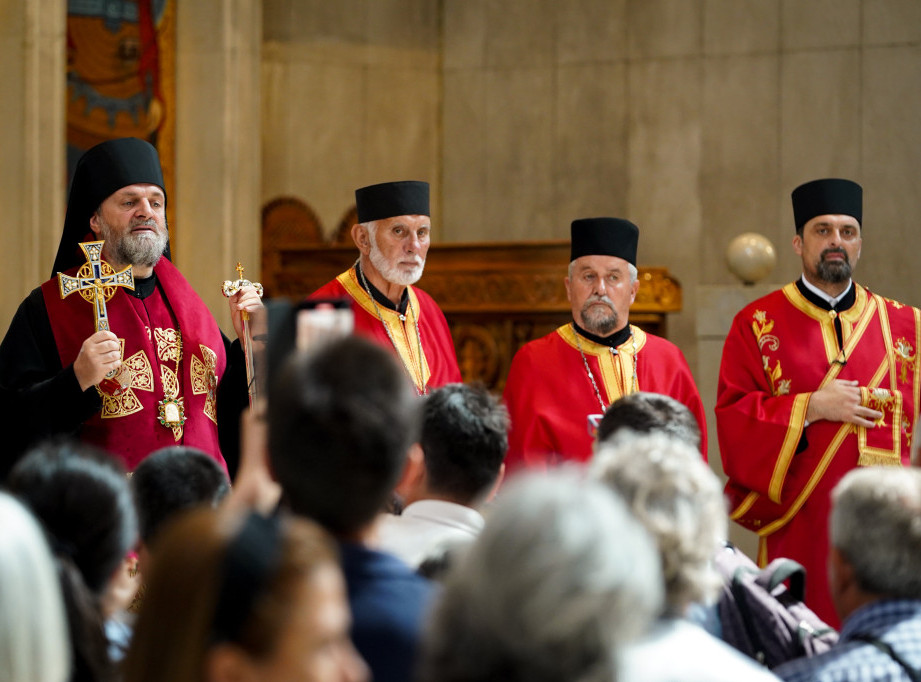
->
<box><xmin>222</xmin><ymin>262</ymin><xmax>264</xmax><ymax>407</ymax></box>
<box><xmin>57</xmin><ymin>241</ymin><xmax>135</xmax><ymax>391</ymax></box>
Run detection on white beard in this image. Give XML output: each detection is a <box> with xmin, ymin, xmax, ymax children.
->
<box><xmin>369</xmin><ymin>238</ymin><xmax>424</xmax><ymax>286</ymax></box>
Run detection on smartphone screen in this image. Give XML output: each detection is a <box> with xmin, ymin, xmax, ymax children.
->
<box><xmin>296</xmin><ymin>298</ymin><xmax>354</xmax><ymax>351</ymax></box>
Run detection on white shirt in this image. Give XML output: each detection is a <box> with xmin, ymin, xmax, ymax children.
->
<box><xmin>620</xmin><ymin>618</ymin><xmax>781</xmax><ymax>682</ymax></box>
<box><xmin>376</xmin><ymin>499</ymin><xmax>484</xmax><ymax>568</ymax></box>
<box><xmin>800</xmin><ymin>275</ymin><xmax>853</xmax><ymax>309</ymax></box>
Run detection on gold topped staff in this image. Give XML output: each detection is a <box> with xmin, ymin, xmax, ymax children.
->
<box><xmin>58</xmin><ymin>240</ymin><xmax>135</xmax><ymax>395</ymax></box>
<box><xmin>222</xmin><ymin>262</ymin><xmax>264</xmax><ymax>407</ymax></box>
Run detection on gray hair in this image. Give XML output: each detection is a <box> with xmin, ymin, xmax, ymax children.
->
<box><xmin>591</xmin><ymin>432</ymin><xmax>727</xmax><ymax>614</ymax></box>
<box><xmin>0</xmin><ymin>492</ymin><xmax>70</xmax><ymax>682</ymax></box>
<box><xmin>568</xmin><ymin>260</ymin><xmax>638</xmax><ymax>283</ymax></box>
<box><xmin>830</xmin><ymin>466</ymin><xmax>921</xmax><ymax>599</ymax></box>
<box><xmin>417</xmin><ymin>468</ymin><xmax>663</xmax><ymax>682</ymax></box>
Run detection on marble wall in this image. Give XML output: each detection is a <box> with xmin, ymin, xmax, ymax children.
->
<box><xmin>262</xmin><ymin>0</ymin><xmax>442</xmax><ymax>237</ymax></box>
<box><xmin>0</xmin><ymin>2</ymin><xmax>66</xmax><ymax>327</ymax></box>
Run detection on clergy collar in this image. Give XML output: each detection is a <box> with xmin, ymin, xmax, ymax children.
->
<box><xmin>796</xmin><ymin>276</ymin><xmax>855</xmax><ymax>311</ymax></box>
<box><xmin>572</xmin><ymin>321</ymin><xmax>632</xmax><ymax>348</ymax></box>
<box><xmin>126</xmin><ymin>272</ymin><xmax>158</xmax><ymax>300</ymax></box>
<box><xmin>354</xmin><ymin>262</ymin><xmax>409</xmax><ymax>315</ymax></box>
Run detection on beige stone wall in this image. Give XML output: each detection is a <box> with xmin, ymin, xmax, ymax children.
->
<box><xmin>175</xmin><ymin>0</ymin><xmax>262</xmax><ymax>332</ymax></box>
<box><xmin>261</xmin><ymin>0</ymin><xmax>442</xmax><ymax>238</ymax></box>
<box><xmin>0</xmin><ymin>1</ymin><xmax>66</xmax><ymax>329</ymax></box>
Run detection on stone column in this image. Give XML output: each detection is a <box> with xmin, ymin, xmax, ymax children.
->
<box><xmin>0</xmin><ymin>0</ymin><xmax>66</xmax><ymax>328</ymax></box>
<box><xmin>174</xmin><ymin>0</ymin><xmax>262</xmax><ymax>333</ymax></box>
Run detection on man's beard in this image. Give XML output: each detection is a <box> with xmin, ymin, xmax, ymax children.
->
<box><xmin>580</xmin><ymin>296</ymin><xmax>619</xmax><ymax>336</ymax></box>
<box><xmin>815</xmin><ymin>248</ymin><xmax>852</xmax><ymax>284</ymax></box>
<box><xmin>369</xmin><ymin>238</ymin><xmax>424</xmax><ymax>286</ymax></box>
<box><xmin>97</xmin><ymin>216</ymin><xmax>168</xmax><ymax>269</ymax></box>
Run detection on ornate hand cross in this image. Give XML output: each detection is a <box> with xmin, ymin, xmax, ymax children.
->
<box><xmin>58</xmin><ymin>241</ymin><xmax>134</xmax><ymax>332</ymax></box>
<box><xmin>222</xmin><ymin>262</ymin><xmax>264</xmax><ymax>407</ymax></box>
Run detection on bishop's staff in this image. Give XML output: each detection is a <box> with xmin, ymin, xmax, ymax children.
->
<box><xmin>222</xmin><ymin>263</ymin><xmax>264</xmax><ymax>407</ymax></box>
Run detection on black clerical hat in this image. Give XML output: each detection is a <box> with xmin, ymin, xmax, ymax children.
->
<box><xmin>52</xmin><ymin>137</ymin><xmax>168</xmax><ymax>277</ymax></box>
<box><xmin>570</xmin><ymin>218</ymin><xmax>639</xmax><ymax>265</ymax></box>
<box><xmin>791</xmin><ymin>178</ymin><xmax>862</xmax><ymax>232</ymax></box>
<box><xmin>355</xmin><ymin>181</ymin><xmax>429</xmax><ymax>223</ymax></box>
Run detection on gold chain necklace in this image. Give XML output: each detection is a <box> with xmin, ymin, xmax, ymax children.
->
<box><xmin>357</xmin><ymin>262</ymin><xmax>428</xmax><ymax>396</ymax></box>
<box><xmin>572</xmin><ymin>323</ymin><xmax>637</xmax><ymax>412</ymax></box>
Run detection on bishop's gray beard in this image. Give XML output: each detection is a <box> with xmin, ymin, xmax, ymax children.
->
<box><xmin>816</xmin><ymin>248</ymin><xmax>851</xmax><ymax>284</ymax></box>
<box><xmin>97</xmin><ymin>216</ymin><xmax>168</xmax><ymax>269</ymax></box>
<box><xmin>580</xmin><ymin>296</ymin><xmax>619</xmax><ymax>336</ymax></box>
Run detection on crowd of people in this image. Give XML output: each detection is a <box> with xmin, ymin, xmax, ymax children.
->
<box><xmin>1</xmin><ymin>137</ymin><xmax>920</xmax><ymax>682</ymax></box>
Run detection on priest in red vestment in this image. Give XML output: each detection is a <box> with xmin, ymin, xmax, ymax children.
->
<box><xmin>716</xmin><ymin>178</ymin><xmax>921</xmax><ymax>627</ymax></box>
<box><xmin>0</xmin><ymin>138</ymin><xmax>262</xmax><ymax>477</ymax></box>
<box><xmin>502</xmin><ymin>218</ymin><xmax>707</xmax><ymax>471</ymax></box>
<box><xmin>310</xmin><ymin>181</ymin><xmax>460</xmax><ymax>395</ymax></box>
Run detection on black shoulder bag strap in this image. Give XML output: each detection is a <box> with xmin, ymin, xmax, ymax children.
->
<box><xmin>852</xmin><ymin>634</ymin><xmax>921</xmax><ymax>682</ymax></box>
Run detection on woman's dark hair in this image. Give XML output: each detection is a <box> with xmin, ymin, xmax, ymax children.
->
<box><xmin>6</xmin><ymin>439</ymin><xmax>137</xmax><ymax>682</ymax></box>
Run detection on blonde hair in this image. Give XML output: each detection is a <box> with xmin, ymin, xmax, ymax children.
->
<box><xmin>592</xmin><ymin>432</ymin><xmax>727</xmax><ymax>614</ymax></box>
<box><xmin>0</xmin><ymin>492</ymin><xmax>69</xmax><ymax>682</ymax></box>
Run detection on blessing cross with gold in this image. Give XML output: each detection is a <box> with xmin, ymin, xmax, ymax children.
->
<box><xmin>221</xmin><ymin>262</ymin><xmax>264</xmax><ymax>407</ymax></box>
<box><xmin>58</xmin><ymin>241</ymin><xmax>134</xmax><ymax>332</ymax></box>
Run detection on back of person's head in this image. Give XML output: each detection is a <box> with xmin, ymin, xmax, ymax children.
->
<box><xmin>417</xmin><ymin>469</ymin><xmax>663</xmax><ymax>682</ymax></box>
<box><xmin>591</xmin><ymin>432</ymin><xmax>726</xmax><ymax>615</ymax></box>
<box><xmin>831</xmin><ymin>466</ymin><xmax>921</xmax><ymax>600</ymax></box>
<box><xmin>0</xmin><ymin>492</ymin><xmax>70</xmax><ymax>682</ymax></box>
<box><xmin>420</xmin><ymin>383</ymin><xmax>508</xmax><ymax>504</ymax></box>
<box><xmin>6</xmin><ymin>439</ymin><xmax>137</xmax><ymax>682</ymax></box>
<box><xmin>123</xmin><ymin>509</ymin><xmax>367</xmax><ymax>682</ymax></box>
<box><xmin>595</xmin><ymin>391</ymin><xmax>701</xmax><ymax>449</ymax></box>
<box><xmin>131</xmin><ymin>446</ymin><xmax>230</xmax><ymax>547</ymax></box>
<box><xmin>268</xmin><ymin>336</ymin><xmax>421</xmax><ymax>535</ymax></box>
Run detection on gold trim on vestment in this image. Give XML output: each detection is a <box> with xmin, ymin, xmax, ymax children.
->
<box><xmin>783</xmin><ymin>283</ymin><xmax>869</xmax><ymax>365</ymax></box>
<box><xmin>557</xmin><ymin>324</ymin><xmax>648</xmax><ymax>404</ymax></box>
<box><xmin>729</xmin><ymin>490</ymin><xmax>761</xmax><ymax>523</ymax></box>
<box><xmin>191</xmin><ymin>345</ymin><xmax>218</xmax><ymax>424</ymax></box>
<box><xmin>100</xmin><ymin>349</ymin><xmax>154</xmax><ymax>418</ymax></box>
<box><xmin>337</xmin><ymin>269</ymin><xmax>431</xmax><ymax>393</ymax></box>
<box><xmin>755</xmin><ymin>294</ymin><xmax>885</xmax><ymax>537</ymax></box>
<box><xmin>730</xmin><ymin>291</ymin><xmax>882</xmax><ymax>534</ymax></box>
<box><xmin>913</xmin><ymin>306</ymin><xmax>921</xmax><ymax>436</ymax></box>
<box><xmin>767</xmin><ymin>393</ymin><xmax>810</xmax><ymax>503</ymax></box>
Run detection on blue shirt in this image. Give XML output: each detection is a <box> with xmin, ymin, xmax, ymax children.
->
<box><xmin>775</xmin><ymin>599</ymin><xmax>921</xmax><ymax>682</ymax></box>
<box><xmin>339</xmin><ymin>542</ymin><xmax>435</xmax><ymax>682</ymax></box>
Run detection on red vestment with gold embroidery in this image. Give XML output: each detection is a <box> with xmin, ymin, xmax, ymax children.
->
<box><xmin>502</xmin><ymin>323</ymin><xmax>708</xmax><ymax>472</ymax></box>
<box><xmin>41</xmin><ymin>259</ymin><xmax>227</xmax><ymax>472</ymax></box>
<box><xmin>310</xmin><ymin>268</ymin><xmax>461</xmax><ymax>393</ymax></box>
<box><xmin>716</xmin><ymin>282</ymin><xmax>921</xmax><ymax>626</ymax></box>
